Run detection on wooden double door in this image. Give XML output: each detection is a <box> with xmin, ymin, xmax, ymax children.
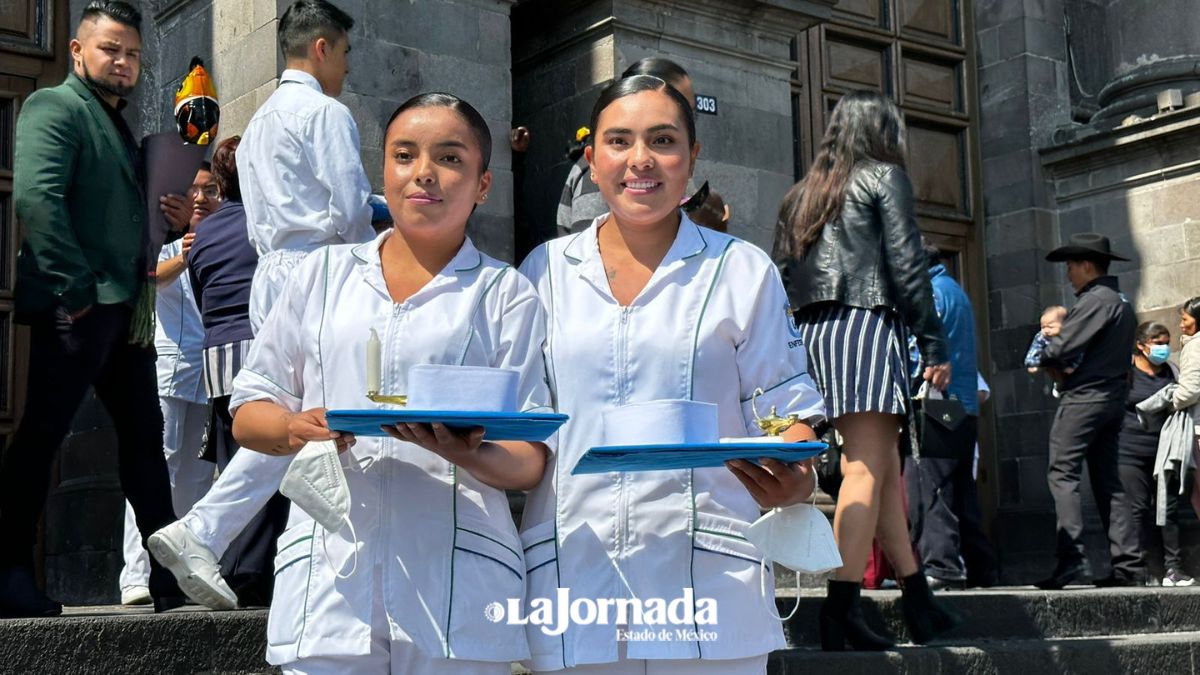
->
<box><xmin>0</xmin><ymin>0</ymin><xmax>68</xmax><ymax>455</ymax></box>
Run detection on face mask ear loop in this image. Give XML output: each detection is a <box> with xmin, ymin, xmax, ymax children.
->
<box><xmin>760</xmin><ymin>553</ymin><xmax>802</xmax><ymax>622</ymax></box>
<box><xmin>322</xmin><ymin>516</ymin><xmax>360</xmax><ymax>580</ymax></box>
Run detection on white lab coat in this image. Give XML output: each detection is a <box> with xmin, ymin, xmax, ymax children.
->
<box><xmin>230</xmin><ymin>230</ymin><xmax>552</xmax><ymax>666</ymax></box>
<box><xmin>517</xmin><ymin>215</ymin><xmax>826</xmax><ymax>670</ymax></box>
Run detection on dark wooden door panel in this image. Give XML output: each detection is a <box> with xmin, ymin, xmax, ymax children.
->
<box><xmin>898</xmin><ymin>0</ymin><xmax>961</xmax><ymax>46</ymax></box>
<box><xmin>824</xmin><ymin>34</ymin><xmax>891</xmax><ymax>92</ymax></box>
<box><xmin>901</xmin><ymin>49</ymin><xmax>963</xmax><ymax>114</ymax></box>
<box><xmin>906</xmin><ymin>119</ymin><xmax>968</xmax><ymax>218</ymax></box>
<box><xmin>0</xmin><ymin>0</ymin><xmax>54</xmax><ymax>57</ymax></box>
<box><xmin>833</xmin><ymin>0</ymin><xmax>889</xmax><ymax>30</ymax></box>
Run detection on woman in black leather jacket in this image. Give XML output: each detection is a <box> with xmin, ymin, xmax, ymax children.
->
<box><xmin>773</xmin><ymin>90</ymin><xmax>956</xmax><ymax>652</ymax></box>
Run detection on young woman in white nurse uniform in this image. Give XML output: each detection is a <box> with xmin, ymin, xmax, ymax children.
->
<box><xmin>228</xmin><ymin>93</ymin><xmax>551</xmax><ymax>675</ymax></box>
<box><xmin>518</xmin><ymin>75</ymin><xmax>827</xmax><ymax>674</ymax></box>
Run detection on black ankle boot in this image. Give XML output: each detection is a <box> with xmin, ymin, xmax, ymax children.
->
<box><xmin>819</xmin><ymin>579</ymin><xmax>894</xmax><ymax>651</ymax></box>
<box><xmin>899</xmin><ymin>573</ymin><xmax>961</xmax><ymax>644</ymax></box>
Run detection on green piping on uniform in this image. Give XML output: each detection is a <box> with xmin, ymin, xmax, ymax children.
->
<box><xmin>687</xmin><ymin>240</ymin><xmax>735</xmax><ymax>400</ymax></box>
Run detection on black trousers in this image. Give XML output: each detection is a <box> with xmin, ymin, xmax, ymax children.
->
<box><xmin>1118</xmin><ymin>453</ymin><xmax>1185</xmax><ymax>572</ymax></box>
<box><xmin>209</xmin><ymin>395</ymin><xmax>289</xmax><ymax>597</ymax></box>
<box><xmin>905</xmin><ymin>416</ymin><xmax>998</xmax><ymax>582</ymax></box>
<box><xmin>0</xmin><ymin>305</ymin><xmax>177</xmax><ymax>591</ymax></box>
<box><xmin>1047</xmin><ymin>398</ymin><xmax>1142</xmax><ymax>577</ymax></box>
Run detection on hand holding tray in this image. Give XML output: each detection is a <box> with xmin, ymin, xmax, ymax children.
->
<box><xmin>571</xmin><ymin>440</ymin><xmax>826</xmax><ymax>475</ymax></box>
<box><xmin>325</xmin><ymin>409</ymin><xmax>567</xmax><ymax>442</ymax></box>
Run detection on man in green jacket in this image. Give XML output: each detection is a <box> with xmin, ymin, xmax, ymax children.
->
<box><xmin>0</xmin><ymin>0</ymin><xmax>184</xmax><ymax>617</ymax></box>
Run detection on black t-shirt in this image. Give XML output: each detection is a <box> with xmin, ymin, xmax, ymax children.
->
<box><xmin>1118</xmin><ymin>364</ymin><xmax>1176</xmax><ymax>458</ymax></box>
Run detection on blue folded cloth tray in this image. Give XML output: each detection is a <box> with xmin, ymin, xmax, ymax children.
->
<box><xmin>571</xmin><ymin>441</ymin><xmax>827</xmax><ymax>474</ymax></box>
<box><xmin>325</xmin><ymin>409</ymin><xmax>568</xmax><ymax>442</ymax></box>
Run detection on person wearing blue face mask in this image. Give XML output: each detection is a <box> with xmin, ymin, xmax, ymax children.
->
<box><xmin>1115</xmin><ymin>321</ymin><xmax>1193</xmax><ymax>587</ymax></box>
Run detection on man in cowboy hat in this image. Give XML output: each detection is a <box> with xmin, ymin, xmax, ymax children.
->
<box><xmin>1034</xmin><ymin>233</ymin><xmax>1141</xmax><ymax>589</ymax></box>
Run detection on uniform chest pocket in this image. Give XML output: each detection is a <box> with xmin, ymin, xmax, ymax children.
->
<box><xmin>268</xmin><ymin>523</ymin><xmax>318</xmax><ymax>648</ymax></box>
<box><xmin>446</xmin><ymin>515</ymin><xmax>530</xmax><ymax>661</ymax></box>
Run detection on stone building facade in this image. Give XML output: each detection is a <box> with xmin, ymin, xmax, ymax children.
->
<box><xmin>976</xmin><ymin>0</ymin><xmax>1200</xmax><ymax>581</ymax></box>
<box><xmin>10</xmin><ymin>0</ymin><xmax>1198</xmax><ymax>600</ymax></box>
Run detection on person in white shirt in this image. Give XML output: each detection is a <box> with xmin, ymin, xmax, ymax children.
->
<box><xmin>149</xmin><ymin>0</ymin><xmax>379</xmax><ymax>609</ymax></box>
<box><xmin>518</xmin><ymin>75</ymin><xmax>825</xmax><ymax>673</ymax></box>
<box><xmin>118</xmin><ymin>165</ymin><xmax>218</xmax><ymax>605</ymax></box>
<box><xmin>230</xmin><ymin>93</ymin><xmax>549</xmax><ymax>675</ymax></box>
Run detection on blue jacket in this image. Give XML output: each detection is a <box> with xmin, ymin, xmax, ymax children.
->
<box><xmin>187</xmin><ymin>200</ymin><xmax>257</xmax><ymax>349</ymax></box>
<box><xmin>929</xmin><ymin>264</ymin><xmax>979</xmax><ymax>415</ymax></box>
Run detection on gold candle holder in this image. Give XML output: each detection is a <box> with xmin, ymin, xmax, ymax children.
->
<box><xmin>750</xmin><ymin>387</ymin><xmax>800</xmax><ymax>436</ymax></box>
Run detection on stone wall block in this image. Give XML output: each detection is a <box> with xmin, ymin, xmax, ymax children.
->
<box><xmin>1186</xmin><ymin>219</ymin><xmax>1200</xmax><ymax>260</ymax></box>
<box><xmin>986</xmin><ymin>249</ymin><xmax>1045</xmax><ymax>290</ymax></box>
<box><xmin>217</xmin><ymin>79</ymin><xmax>277</xmax><ymax>140</ymax></box>
<box><xmin>1023</xmin><ymin>17</ymin><xmax>1068</xmax><ymax>61</ymax></box>
<box><xmin>345</xmin><ymin>42</ymin><xmax>421</xmax><ymax>108</ymax></box>
<box><xmin>982</xmin><ymin>148</ymin><xmax>1035</xmax><ymax>192</ymax></box>
<box><xmin>477</xmin><ymin>6</ymin><xmax>513</xmax><ymax>65</ymax></box>
<box><xmin>212</xmin><ymin>23</ymin><xmax>280</xmax><ymax>109</ymax></box>
<box><xmin>689</xmin><ymin>158</ymin><xmax>756</xmax><ymax>239</ymax></box>
<box><xmin>419</xmin><ymin>57</ymin><xmax>511</xmax><ymax>122</ymax></box>
<box><xmin>989</xmin><ymin>325</ymin><xmax>1039</xmax><ymax>371</ymax></box>
<box><xmin>1154</xmin><ymin>177</ymin><xmax>1200</xmax><ymax>229</ymax></box>
<box><xmin>990</xmin><ymin>362</ymin><xmax>1058</xmax><ymax>414</ymax></box>
<box><xmin>616</xmin><ymin>2</ymin><xmax>761</xmax><ymax>57</ymax></box>
<box><xmin>977</xmin><ymin>26</ymin><xmax>1000</xmax><ymax>67</ymax></box>
<box><xmin>1069</xmin><ymin>197</ymin><xmax>1128</xmax><ymax>238</ymax></box>
<box><xmin>361</xmin><ymin>1</ymin><xmax>483</xmax><ymax>63</ymax></box>
<box><xmin>1028</xmin><ymin>92</ymin><xmax>1071</xmax><ymax>148</ymax></box>
<box><xmin>1021</xmin><ymin>0</ymin><xmax>1066</xmax><ymax>25</ymax></box>
<box><xmin>698</xmin><ymin>105</ymin><xmax>793</xmax><ymax>174</ymax></box>
<box><xmin>985</xmin><ymin>208</ymin><xmax>1059</xmax><ymax>256</ymax></box>
<box><xmin>997</xmin><ymin>285</ymin><xmax>1045</xmax><ymax>331</ymax></box>
<box><xmin>753</xmin><ymin>169</ymin><xmax>797</xmax><ymax>248</ymax></box>
<box><xmin>467</xmin><ymin>212</ymin><xmax>515</xmax><ymax>262</ymax></box>
<box><xmin>975</xmin><ymin>0</ymin><xmax>1030</xmax><ymax>30</ymax></box>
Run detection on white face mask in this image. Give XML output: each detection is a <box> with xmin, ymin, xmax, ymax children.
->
<box><xmin>745</xmin><ymin>502</ymin><xmax>842</xmax><ymax>574</ymax></box>
<box><xmin>280</xmin><ymin>440</ymin><xmax>359</xmax><ymax>578</ymax></box>
<box><xmin>744</xmin><ymin>479</ymin><xmax>843</xmax><ymax>621</ymax></box>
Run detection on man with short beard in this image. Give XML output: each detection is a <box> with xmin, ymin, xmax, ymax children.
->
<box><xmin>0</xmin><ymin>0</ymin><xmax>185</xmax><ymax>616</ymax></box>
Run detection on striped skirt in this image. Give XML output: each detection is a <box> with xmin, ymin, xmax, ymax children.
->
<box><xmin>795</xmin><ymin>303</ymin><xmax>910</xmax><ymax>420</ymax></box>
<box><xmin>202</xmin><ymin>339</ymin><xmax>253</xmax><ymax>399</ymax></box>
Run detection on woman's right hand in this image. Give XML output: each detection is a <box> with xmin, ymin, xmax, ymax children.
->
<box><xmin>285</xmin><ymin>407</ymin><xmax>354</xmax><ymax>454</ymax></box>
<box><xmin>924</xmin><ymin>362</ymin><xmax>952</xmax><ymax>391</ymax></box>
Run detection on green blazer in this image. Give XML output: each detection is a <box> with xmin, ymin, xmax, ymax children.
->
<box><xmin>14</xmin><ymin>73</ymin><xmax>146</xmax><ymax>316</ymax></box>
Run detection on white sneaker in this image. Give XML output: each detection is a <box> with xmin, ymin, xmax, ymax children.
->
<box><xmin>147</xmin><ymin>521</ymin><xmax>238</xmax><ymax>610</ymax></box>
<box><xmin>120</xmin><ymin>585</ymin><xmax>151</xmax><ymax>606</ymax></box>
<box><xmin>1162</xmin><ymin>569</ymin><xmax>1195</xmax><ymax>588</ymax></box>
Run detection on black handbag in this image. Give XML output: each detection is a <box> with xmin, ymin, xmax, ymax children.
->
<box><xmin>914</xmin><ymin>395</ymin><xmax>974</xmax><ymax>459</ymax></box>
<box><xmin>816</xmin><ymin>427</ymin><xmax>843</xmax><ymax>500</ymax></box>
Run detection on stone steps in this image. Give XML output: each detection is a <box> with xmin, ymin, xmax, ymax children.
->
<box><xmin>778</xmin><ymin>586</ymin><xmax>1200</xmax><ymax>645</ymax></box>
<box><xmin>2</xmin><ymin>587</ymin><xmax>1198</xmax><ymax>674</ymax></box>
<box><xmin>766</xmin><ymin>632</ymin><xmax>1200</xmax><ymax>674</ymax></box>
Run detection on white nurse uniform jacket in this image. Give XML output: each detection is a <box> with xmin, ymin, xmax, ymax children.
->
<box><xmin>230</xmin><ymin>230</ymin><xmax>552</xmax><ymax>666</ymax></box>
<box><xmin>517</xmin><ymin>215</ymin><xmax>826</xmax><ymax>670</ymax></box>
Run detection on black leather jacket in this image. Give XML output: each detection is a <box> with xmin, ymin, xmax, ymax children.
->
<box><xmin>776</xmin><ymin>161</ymin><xmax>948</xmax><ymax>365</ymax></box>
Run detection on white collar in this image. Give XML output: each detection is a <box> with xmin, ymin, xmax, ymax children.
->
<box><xmin>279</xmin><ymin>69</ymin><xmax>324</xmax><ymax>94</ymax></box>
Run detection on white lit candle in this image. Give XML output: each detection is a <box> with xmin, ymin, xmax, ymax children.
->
<box><xmin>367</xmin><ymin>328</ymin><xmax>381</xmax><ymax>394</ymax></box>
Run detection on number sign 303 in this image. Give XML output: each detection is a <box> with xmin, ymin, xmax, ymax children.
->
<box><xmin>695</xmin><ymin>94</ymin><xmax>718</xmax><ymax>115</ymax></box>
